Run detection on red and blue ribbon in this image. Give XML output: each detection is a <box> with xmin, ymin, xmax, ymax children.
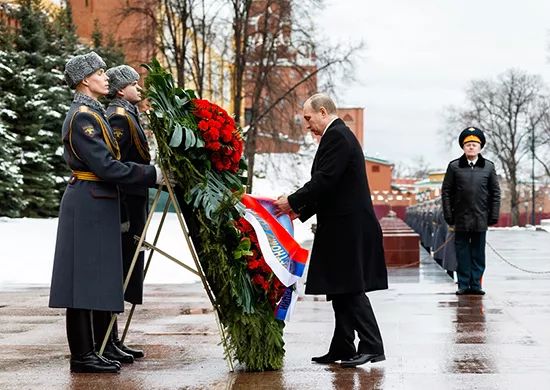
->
<box><xmin>241</xmin><ymin>195</ymin><xmax>308</xmax><ymax>320</ymax></box>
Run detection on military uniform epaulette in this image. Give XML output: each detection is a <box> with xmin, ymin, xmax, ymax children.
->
<box><xmin>108</xmin><ymin>106</ymin><xmax>127</xmax><ymax>118</ymax></box>
<box><xmin>69</xmin><ymin>105</ymin><xmax>121</xmax><ymax>160</ymax></box>
<box><xmin>107</xmin><ymin>105</ymin><xmax>150</xmax><ymax>162</ymax></box>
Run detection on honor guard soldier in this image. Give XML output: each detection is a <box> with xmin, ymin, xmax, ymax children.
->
<box><xmin>48</xmin><ymin>52</ymin><xmax>165</xmax><ymax>373</ymax></box>
<box><xmin>105</xmin><ymin>65</ymin><xmax>150</xmax><ymax>359</ymax></box>
<box><xmin>442</xmin><ymin>127</ymin><xmax>501</xmax><ymax>296</ymax></box>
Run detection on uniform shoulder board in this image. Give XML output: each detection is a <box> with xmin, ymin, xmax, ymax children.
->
<box><xmin>115</xmin><ymin>107</ymin><xmax>126</xmax><ymax>115</ymax></box>
<box><xmin>78</xmin><ymin>106</ymin><xmax>90</xmax><ymax>113</ymax></box>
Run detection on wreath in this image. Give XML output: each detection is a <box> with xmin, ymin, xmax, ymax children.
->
<box><xmin>144</xmin><ymin>59</ymin><xmax>287</xmax><ymax>371</ymax></box>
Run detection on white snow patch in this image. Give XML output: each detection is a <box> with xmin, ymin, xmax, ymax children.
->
<box><xmin>1</xmin><ymin>211</ymin><xmax>316</xmax><ymax>290</ymax></box>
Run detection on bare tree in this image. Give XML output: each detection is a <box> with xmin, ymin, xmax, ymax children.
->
<box><xmin>119</xmin><ymin>0</ymin><xmax>362</xmax><ymax>192</ymax></box>
<box><xmin>230</xmin><ymin>0</ymin><xmax>252</xmax><ymax>125</ymax></box>
<box><xmin>230</xmin><ymin>0</ymin><xmax>363</xmax><ymax>191</ymax></box>
<box><xmin>119</xmin><ymin>0</ymin><xmax>221</xmax><ymax>91</ymax></box>
<box><xmin>445</xmin><ymin>68</ymin><xmax>550</xmax><ymax>225</ymax></box>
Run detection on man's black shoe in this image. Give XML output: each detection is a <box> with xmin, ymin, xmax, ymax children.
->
<box><xmin>311</xmin><ymin>352</ymin><xmax>353</xmax><ymax>364</ymax></box>
<box><xmin>469</xmin><ymin>288</ymin><xmax>485</xmax><ymax>295</ymax></box>
<box><xmin>70</xmin><ymin>351</ymin><xmax>120</xmax><ymax>373</ymax></box>
<box><xmin>115</xmin><ymin>341</ymin><xmax>145</xmax><ymax>359</ymax></box>
<box><xmin>99</xmin><ymin>342</ymin><xmax>135</xmax><ymax>364</ymax></box>
<box><xmin>455</xmin><ymin>288</ymin><xmax>470</xmax><ymax>295</ymax></box>
<box><xmin>341</xmin><ymin>353</ymin><xmax>385</xmax><ymax>368</ymax></box>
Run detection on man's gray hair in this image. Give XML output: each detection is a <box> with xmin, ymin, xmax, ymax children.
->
<box><xmin>306</xmin><ymin>93</ymin><xmax>337</xmax><ymax>115</ymax></box>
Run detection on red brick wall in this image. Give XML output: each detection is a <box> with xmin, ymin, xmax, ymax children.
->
<box><xmin>69</xmin><ymin>0</ymin><xmax>156</xmax><ymax>72</ymax></box>
<box><xmin>338</xmin><ymin>108</ymin><xmax>364</xmax><ymax>147</ymax></box>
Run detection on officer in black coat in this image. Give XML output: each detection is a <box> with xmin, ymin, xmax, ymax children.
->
<box><xmin>275</xmin><ymin>93</ymin><xmax>387</xmax><ymax>368</ymax></box>
<box><xmin>48</xmin><ymin>52</ymin><xmax>163</xmax><ymax>373</ymax></box>
<box><xmin>105</xmin><ymin>65</ymin><xmax>151</xmax><ymax>359</ymax></box>
<box><xmin>441</xmin><ymin>127</ymin><xmax>501</xmax><ymax>296</ymax></box>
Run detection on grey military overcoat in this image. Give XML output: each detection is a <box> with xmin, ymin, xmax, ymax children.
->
<box><xmin>107</xmin><ymin>99</ymin><xmax>151</xmax><ymax>305</ymax></box>
<box><xmin>49</xmin><ymin>96</ymin><xmax>156</xmax><ymax>312</ymax></box>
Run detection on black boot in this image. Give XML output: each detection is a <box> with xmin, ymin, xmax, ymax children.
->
<box><xmin>93</xmin><ymin>310</ymin><xmax>134</xmax><ymax>364</ymax></box>
<box><xmin>66</xmin><ymin>308</ymin><xmax>120</xmax><ymax>373</ymax></box>
<box><xmin>113</xmin><ymin>317</ymin><xmax>145</xmax><ymax>358</ymax></box>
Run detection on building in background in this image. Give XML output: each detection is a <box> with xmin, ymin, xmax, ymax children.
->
<box><xmin>244</xmin><ymin>0</ymin><xmax>317</xmax><ymax>153</ymax></box>
<box><xmin>69</xmin><ymin>0</ymin><xmax>156</xmax><ymax>75</ymax></box>
<box><xmin>338</xmin><ymin>107</ymin><xmax>364</xmax><ymax>148</ymax></box>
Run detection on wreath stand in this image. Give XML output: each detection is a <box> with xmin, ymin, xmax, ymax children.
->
<box><xmin>97</xmin><ymin>167</ymin><xmax>234</xmax><ymax>372</ymax></box>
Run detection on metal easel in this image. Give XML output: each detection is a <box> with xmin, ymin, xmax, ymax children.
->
<box><xmin>98</xmin><ymin>166</ymin><xmax>234</xmax><ymax>371</ymax></box>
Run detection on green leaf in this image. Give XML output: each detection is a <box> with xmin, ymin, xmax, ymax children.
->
<box><xmin>184</xmin><ymin>126</ymin><xmax>196</xmax><ymax>149</ymax></box>
<box><xmin>169</xmin><ymin>123</ymin><xmax>183</xmax><ymax>147</ymax></box>
<box><xmin>174</xmin><ymin>94</ymin><xmax>189</xmax><ymax>108</ymax></box>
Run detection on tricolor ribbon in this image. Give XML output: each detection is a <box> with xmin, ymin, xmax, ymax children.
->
<box><xmin>241</xmin><ymin>194</ymin><xmax>309</xmax><ymax>320</ymax></box>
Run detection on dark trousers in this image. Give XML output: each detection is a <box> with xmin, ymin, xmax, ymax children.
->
<box><xmin>454</xmin><ymin>231</ymin><xmax>486</xmax><ymax>290</ymax></box>
<box><xmin>328</xmin><ymin>292</ymin><xmax>384</xmax><ymax>358</ymax></box>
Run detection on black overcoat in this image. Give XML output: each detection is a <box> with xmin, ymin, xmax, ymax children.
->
<box><xmin>288</xmin><ymin>118</ymin><xmax>388</xmax><ymax>295</ymax></box>
<box><xmin>49</xmin><ymin>98</ymin><xmax>156</xmax><ymax>312</ymax></box>
<box><xmin>107</xmin><ymin>100</ymin><xmax>151</xmax><ymax>305</ymax></box>
<box><xmin>441</xmin><ymin>154</ymin><xmax>501</xmax><ymax>232</ymax></box>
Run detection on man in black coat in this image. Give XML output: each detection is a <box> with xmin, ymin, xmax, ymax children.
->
<box><xmin>106</xmin><ymin>65</ymin><xmax>151</xmax><ymax>359</ymax></box>
<box><xmin>441</xmin><ymin>127</ymin><xmax>501</xmax><ymax>296</ymax></box>
<box><xmin>275</xmin><ymin>93</ymin><xmax>387</xmax><ymax>368</ymax></box>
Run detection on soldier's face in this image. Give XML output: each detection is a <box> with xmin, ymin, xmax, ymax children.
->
<box><xmin>463</xmin><ymin>141</ymin><xmax>481</xmax><ymax>159</ymax></box>
<box><xmin>84</xmin><ymin>69</ymin><xmax>109</xmax><ymax>97</ymax></box>
<box><xmin>119</xmin><ymin>81</ymin><xmax>142</xmax><ymax>104</ymax></box>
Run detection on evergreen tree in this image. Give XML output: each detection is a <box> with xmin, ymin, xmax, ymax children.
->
<box><xmin>0</xmin><ymin>0</ymin><xmax>127</xmax><ymax>217</ymax></box>
<box><xmin>7</xmin><ymin>0</ymin><xmax>60</xmax><ymax>217</ymax></box>
<box><xmin>0</xmin><ymin>22</ymin><xmax>25</xmax><ymax>217</ymax></box>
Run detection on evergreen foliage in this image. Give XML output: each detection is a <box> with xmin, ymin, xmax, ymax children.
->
<box><xmin>0</xmin><ymin>48</ymin><xmax>24</xmax><ymax>217</ymax></box>
<box><xmin>0</xmin><ymin>0</ymin><xmax>126</xmax><ymax>217</ymax></box>
<box><xmin>145</xmin><ymin>60</ymin><xmax>286</xmax><ymax>371</ymax></box>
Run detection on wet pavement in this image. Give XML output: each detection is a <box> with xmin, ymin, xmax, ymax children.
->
<box><xmin>1</xmin><ymin>229</ymin><xmax>550</xmax><ymax>389</ymax></box>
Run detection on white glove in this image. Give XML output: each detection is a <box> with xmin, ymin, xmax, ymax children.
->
<box><xmin>155</xmin><ymin>166</ymin><xmax>164</xmax><ymax>185</ymax></box>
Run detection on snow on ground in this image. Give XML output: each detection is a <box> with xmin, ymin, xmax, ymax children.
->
<box><xmin>0</xmin><ymin>214</ymin><xmax>198</xmax><ymax>289</ymax></box>
<box><xmin>0</xmin><ymin>211</ymin><xmax>315</xmax><ymax>290</ymax></box>
<box><xmin>0</xmin><ymin>141</ymin><xmax>318</xmax><ymax>290</ymax></box>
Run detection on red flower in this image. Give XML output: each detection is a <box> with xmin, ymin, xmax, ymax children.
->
<box><xmin>221</xmin><ymin>128</ymin><xmax>233</xmax><ymax>143</ymax></box>
<box><xmin>247</xmin><ymin>259</ymin><xmax>262</xmax><ymax>270</ymax></box>
<box><xmin>206</xmin><ymin>141</ymin><xmax>221</xmax><ymax>151</ymax></box>
<box><xmin>191</xmin><ymin>98</ymin><xmax>244</xmax><ymax>173</ymax></box>
<box><xmin>252</xmin><ymin>274</ymin><xmax>265</xmax><ymax>286</ymax></box>
<box><xmin>197</xmin><ymin>120</ymin><xmax>209</xmax><ymax>131</ymax></box>
<box><xmin>231</xmin><ymin>152</ymin><xmax>241</xmax><ymax>163</ymax></box>
<box><xmin>204</xmin><ymin>128</ymin><xmax>219</xmax><ymax>141</ymax></box>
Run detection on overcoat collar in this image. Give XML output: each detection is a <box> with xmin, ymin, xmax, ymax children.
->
<box><xmin>325</xmin><ymin>117</ymin><xmax>344</xmax><ymax>133</ymax></box>
<box><xmin>73</xmin><ymin>92</ymin><xmax>107</xmax><ymax>117</ymax></box>
<box><xmin>110</xmin><ymin>97</ymin><xmax>139</xmax><ymax>117</ymax></box>
<box><xmin>458</xmin><ymin>153</ymin><xmax>486</xmax><ymax>168</ymax></box>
